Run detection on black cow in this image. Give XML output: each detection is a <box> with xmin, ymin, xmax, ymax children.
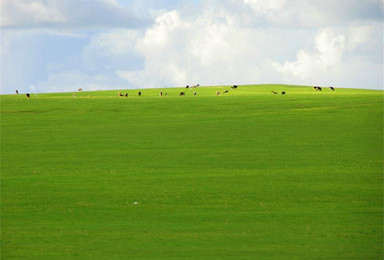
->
<box><xmin>125</xmin><ymin>93</ymin><xmax>128</xmax><ymax>97</ymax></box>
<box><xmin>281</xmin><ymin>91</ymin><xmax>286</xmax><ymax>95</ymax></box>
<box><xmin>16</xmin><ymin>90</ymin><xmax>19</xmax><ymax>94</ymax></box>
<box><xmin>329</xmin><ymin>86</ymin><xmax>335</xmax><ymax>91</ymax></box>
<box><xmin>26</xmin><ymin>93</ymin><xmax>30</xmax><ymax>98</ymax></box>
<box><xmin>314</xmin><ymin>86</ymin><xmax>322</xmax><ymax>91</ymax></box>
<box><xmin>272</xmin><ymin>91</ymin><xmax>278</xmax><ymax>94</ymax></box>
<box><xmin>224</xmin><ymin>90</ymin><xmax>229</xmax><ymax>93</ymax></box>
<box><xmin>179</xmin><ymin>92</ymin><xmax>185</xmax><ymax>96</ymax></box>
<box><xmin>138</xmin><ymin>91</ymin><xmax>142</xmax><ymax>96</ymax></box>
<box><xmin>186</xmin><ymin>85</ymin><xmax>190</xmax><ymax>89</ymax></box>
<box><xmin>231</xmin><ymin>85</ymin><xmax>238</xmax><ymax>89</ymax></box>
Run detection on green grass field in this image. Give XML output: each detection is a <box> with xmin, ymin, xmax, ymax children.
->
<box><xmin>1</xmin><ymin>84</ymin><xmax>383</xmax><ymax>259</ymax></box>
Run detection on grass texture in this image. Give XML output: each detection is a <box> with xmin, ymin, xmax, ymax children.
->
<box><xmin>1</xmin><ymin>84</ymin><xmax>383</xmax><ymax>259</ymax></box>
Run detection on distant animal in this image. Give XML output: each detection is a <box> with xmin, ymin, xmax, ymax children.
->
<box><xmin>186</xmin><ymin>85</ymin><xmax>190</xmax><ymax>89</ymax></box>
<box><xmin>26</xmin><ymin>93</ymin><xmax>30</xmax><ymax>98</ymax></box>
<box><xmin>281</xmin><ymin>91</ymin><xmax>286</xmax><ymax>95</ymax></box>
<box><xmin>216</xmin><ymin>91</ymin><xmax>220</xmax><ymax>96</ymax></box>
<box><xmin>272</xmin><ymin>91</ymin><xmax>278</xmax><ymax>94</ymax></box>
<box><xmin>159</xmin><ymin>91</ymin><xmax>163</xmax><ymax>97</ymax></box>
<box><xmin>314</xmin><ymin>86</ymin><xmax>322</xmax><ymax>91</ymax></box>
<box><xmin>231</xmin><ymin>85</ymin><xmax>238</xmax><ymax>89</ymax></box>
<box><xmin>78</xmin><ymin>88</ymin><xmax>82</xmax><ymax>92</ymax></box>
<box><xmin>193</xmin><ymin>91</ymin><xmax>197</xmax><ymax>96</ymax></box>
<box><xmin>73</xmin><ymin>93</ymin><xmax>76</xmax><ymax>97</ymax></box>
<box><xmin>179</xmin><ymin>92</ymin><xmax>185</xmax><ymax>96</ymax></box>
<box><xmin>138</xmin><ymin>91</ymin><xmax>142</xmax><ymax>96</ymax></box>
<box><xmin>118</xmin><ymin>91</ymin><xmax>123</xmax><ymax>96</ymax></box>
<box><xmin>329</xmin><ymin>86</ymin><xmax>335</xmax><ymax>91</ymax></box>
<box><xmin>223</xmin><ymin>90</ymin><xmax>229</xmax><ymax>93</ymax></box>
<box><xmin>15</xmin><ymin>90</ymin><xmax>19</xmax><ymax>94</ymax></box>
<box><xmin>125</xmin><ymin>93</ymin><xmax>128</xmax><ymax>97</ymax></box>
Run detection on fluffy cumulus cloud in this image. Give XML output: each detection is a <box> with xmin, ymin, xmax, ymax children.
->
<box><xmin>114</xmin><ymin>1</ymin><xmax>383</xmax><ymax>89</ymax></box>
<box><xmin>1</xmin><ymin>0</ymin><xmax>383</xmax><ymax>93</ymax></box>
<box><xmin>272</xmin><ymin>25</ymin><xmax>383</xmax><ymax>87</ymax></box>
<box><xmin>115</xmin><ymin>9</ymin><xmax>267</xmax><ymax>88</ymax></box>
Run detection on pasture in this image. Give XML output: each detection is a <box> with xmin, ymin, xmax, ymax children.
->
<box><xmin>1</xmin><ymin>84</ymin><xmax>383</xmax><ymax>259</ymax></box>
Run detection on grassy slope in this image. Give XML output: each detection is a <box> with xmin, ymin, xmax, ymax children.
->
<box><xmin>1</xmin><ymin>84</ymin><xmax>383</xmax><ymax>259</ymax></box>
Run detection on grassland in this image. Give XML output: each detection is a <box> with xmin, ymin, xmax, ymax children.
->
<box><xmin>1</xmin><ymin>84</ymin><xmax>383</xmax><ymax>259</ymax></box>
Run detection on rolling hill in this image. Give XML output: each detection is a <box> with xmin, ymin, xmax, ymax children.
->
<box><xmin>1</xmin><ymin>84</ymin><xmax>383</xmax><ymax>259</ymax></box>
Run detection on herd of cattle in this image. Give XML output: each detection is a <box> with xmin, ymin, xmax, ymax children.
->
<box><xmin>15</xmin><ymin>85</ymin><xmax>336</xmax><ymax>98</ymax></box>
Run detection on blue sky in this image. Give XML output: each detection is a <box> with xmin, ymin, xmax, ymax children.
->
<box><xmin>1</xmin><ymin>0</ymin><xmax>383</xmax><ymax>94</ymax></box>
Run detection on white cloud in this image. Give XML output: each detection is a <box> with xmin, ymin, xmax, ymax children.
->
<box><xmin>271</xmin><ymin>26</ymin><xmax>383</xmax><ymax>88</ymax></box>
<box><xmin>275</xmin><ymin>29</ymin><xmax>346</xmax><ymax>80</ymax></box>
<box><xmin>1</xmin><ymin>0</ymin><xmax>382</xmax><ymax>93</ymax></box>
<box><xmin>112</xmin><ymin>3</ymin><xmax>382</xmax><ymax>90</ymax></box>
<box><xmin>115</xmin><ymin>9</ymin><xmax>268</xmax><ymax>87</ymax></box>
<box><xmin>1</xmin><ymin>1</ymin><xmax>66</xmax><ymax>26</ymax></box>
<box><xmin>244</xmin><ymin>0</ymin><xmax>286</xmax><ymax>14</ymax></box>
<box><xmin>0</xmin><ymin>0</ymin><xmax>146</xmax><ymax>29</ymax></box>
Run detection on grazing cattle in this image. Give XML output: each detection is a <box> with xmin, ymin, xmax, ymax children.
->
<box><xmin>78</xmin><ymin>88</ymin><xmax>82</xmax><ymax>92</ymax></box>
<box><xmin>186</xmin><ymin>85</ymin><xmax>190</xmax><ymax>89</ymax></box>
<box><xmin>138</xmin><ymin>91</ymin><xmax>142</xmax><ymax>96</ymax></box>
<box><xmin>216</xmin><ymin>91</ymin><xmax>220</xmax><ymax>96</ymax></box>
<box><xmin>231</xmin><ymin>85</ymin><xmax>238</xmax><ymax>89</ymax></box>
<box><xmin>272</xmin><ymin>91</ymin><xmax>278</xmax><ymax>94</ymax></box>
<box><xmin>329</xmin><ymin>86</ymin><xmax>335</xmax><ymax>91</ymax></box>
<box><xmin>223</xmin><ymin>90</ymin><xmax>229</xmax><ymax>93</ymax></box>
<box><xmin>73</xmin><ymin>93</ymin><xmax>76</xmax><ymax>97</ymax></box>
<box><xmin>179</xmin><ymin>92</ymin><xmax>185</xmax><ymax>96</ymax></box>
<box><xmin>124</xmin><ymin>93</ymin><xmax>128</xmax><ymax>97</ymax></box>
<box><xmin>26</xmin><ymin>93</ymin><xmax>30</xmax><ymax>98</ymax></box>
<box><xmin>15</xmin><ymin>90</ymin><xmax>19</xmax><ymax>94</ymax></box>
<box><xmin>159</xmin><ymin>91</ymin><xmax>163</xmax><ymax>97</ymax></box>
<box><xmin>314</xmin><ymin>86</ymin><xmax>322</xmax><ymax>91</ymax></box>
<box><xmin>281</xmin><ymin>91</ymin><xmax>286</xmax><ymax>95</ymax></box>
<box><xmin>118</xmin><ymin>91</ymin><xmax>123</xmax><ymax>96</ymax></box>
<box><xmin>194</xmin><ymin>91</ymin><xmax>197</xmax><ymax>96</ymax></box>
